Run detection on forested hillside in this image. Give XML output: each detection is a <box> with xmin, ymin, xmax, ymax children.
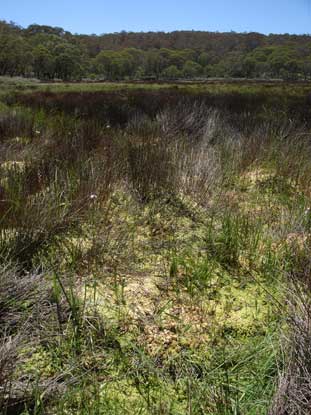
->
<box><xmin>1</xmin><ymin>19</ymin><xmax>311</xmax><ymax>80</ymax></box>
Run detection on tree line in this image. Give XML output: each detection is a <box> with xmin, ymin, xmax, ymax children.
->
<box><xmin>1</xmin><ymin>20</ymin><xmax>311</xmax><ymax>81</ymax></box>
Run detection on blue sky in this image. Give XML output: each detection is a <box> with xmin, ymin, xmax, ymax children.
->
<box><xmin>1</xmin><ymin>0</ymin><xmax>310</xmax><ymax>35</ymax></box>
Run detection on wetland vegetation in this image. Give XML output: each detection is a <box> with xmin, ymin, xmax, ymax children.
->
<box><xmin>0</xmin><ymin>80</ymin><xmax>311</xmax><ymax>414</ymax></box>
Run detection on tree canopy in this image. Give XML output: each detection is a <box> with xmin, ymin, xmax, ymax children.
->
<box><xmin>0</xmin><ymin>20</ymin><xmax>310</xmax><ymax>81</ymax></box>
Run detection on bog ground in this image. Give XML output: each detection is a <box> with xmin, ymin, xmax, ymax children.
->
<box><xmin>0</xmin><ymin>80</ymin><xmax>311</xmax><ymax>414</ymax></box>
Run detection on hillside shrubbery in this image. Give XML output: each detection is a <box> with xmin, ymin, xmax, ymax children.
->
<box><xmin>1</xmin><ymin>20</ymin><xmax>311</xmax><ymax>81</ymax></box>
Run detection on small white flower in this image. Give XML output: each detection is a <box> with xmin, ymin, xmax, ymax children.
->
<box><xmin>35</xmin><ymin>130</ymin><xmax>40</xmax><ymax>135</ymax></box>
<box><xmin>106</xmin><ymin>124</ymin><xmax>111</xmax><ymax>129</ymax></box>
<box><xmin>90</xmin><ymin>193</ymin><xmax>98</xmax><ymax>200</ymax></box>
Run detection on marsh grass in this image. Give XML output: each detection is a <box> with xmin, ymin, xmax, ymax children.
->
<box><xmin>0</xmin><ymin>88</ymin><xmax>310</xmax><ymax>414</ymax></box>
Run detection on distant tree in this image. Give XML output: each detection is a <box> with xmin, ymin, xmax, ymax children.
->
<box><xmin>285</xmin><ymin>59</ymin><xmax>299</xmax><ymax>80</ymax></box>
<box><xmin>267</xmin><ymin>47</ymin><xmax>299</xmax><ymax>78</ymax></box>
<box><xmin>198</xmin><ymin>52</ymin><xmax>209</xmax><ymax>67</ymax></box>
<box><xmin>94</xmin><ymin>50</ymin><xmax>135</xmax><ymax>80</ymax></box>
<box><xmin>54</xmin><ymin>44</ymin><xmax>83</xmax><ymax>80</ymax></box>
<box><xmin>182</xmin><ymin>61</ymin><xmax>203</xmax><ymax>78</ymax></box>
<box><xmin>161</xmin><ymin>65</ymin><xmax>181</xmax><ymax>80</ymax></box>
<box><xmin>242</xmin><ymin>57</ymin><xmax>257</xmax><ymax>77</ymax></box>
<box><xmin>33</xmin><ymin>45</ymin><xmax>55</xmax><ymax>79</ymax></box>
<box><xmin>144</xmin><ymin>50</ymin><xmax>165</xmax><ymax>79</ymax></box>
<box><xmin>134</xmin><ymin>66</ymin><xmax>145</xmax><ymax>79</ymax></box>
<box><xmin>0</xmin><ymin>34</ymin><xmax>31</xmax><ymax>76</ymax></box>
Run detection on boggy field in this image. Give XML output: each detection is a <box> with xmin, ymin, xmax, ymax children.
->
<box><xmin>1</xmin><ymin>84</ymin><xmax>311</xmax><ymax>414</ymax></box>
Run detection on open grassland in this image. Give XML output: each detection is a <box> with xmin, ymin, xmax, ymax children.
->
<box><xmin>0</xmin><ymin>82</ymin><xmax>311</xmax><ymax>414</ymax></box>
